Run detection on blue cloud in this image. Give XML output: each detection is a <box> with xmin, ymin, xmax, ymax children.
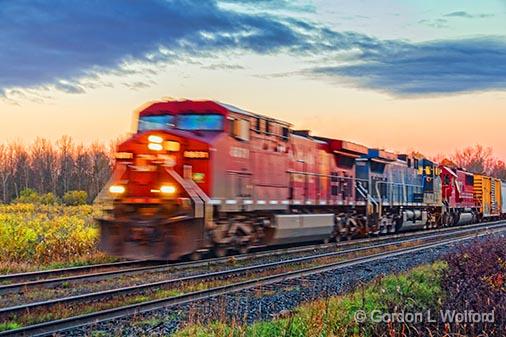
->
<box><xmin>311</xmin><ymin>37</ymin><xmax>506</xmax><ymax>96</ymax></box>
<box><xmin>219</xmin><ymin>0</ymin><xmax>315</xmax><ymax>12</ymax></box>
<box><xmin>444</xmin><ymin>11</ymin><xmax>493</xmax><ymax>18</ymax></box>
<box><xmin>0</xmin><ymin>0</ymin><xmax>505</xmax><ymax>98</ymax></box>
<box><xmin>0</xmin><ymin>0</ymin><xmax>315</xmax><ymax>95</ymax></box>
<box><xmin>418</xmin><ymin>18</ymin><xmax>449</xmax><ymax>29</ymax></box>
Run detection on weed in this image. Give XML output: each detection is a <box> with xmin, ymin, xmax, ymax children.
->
<box><xmin>0</xmin><ymin>321</ymin><xmax>21</xmax><ymax>332</ymax></box>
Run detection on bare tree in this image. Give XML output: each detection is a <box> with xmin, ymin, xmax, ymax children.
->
<box><xmin>73</xmin><ymin>144</ymin><xmax>92</xmax><ymax>191</ymax></box>
<box><xmin>89</xmin><ymin>142</ymin><xmax>113</xmax><ymax>201</ymax></box>
<box><xmin>451</xmin><ymin>145</ymin><xmax>494</xmax><ymax>174</ymax></box>
<box><xmin>11</xmin><ymin>142</ymin><xmax>31</xmax><ymax>198</ymax></box>
<box><xmin>30</xmin><ymin>138</ymin><xmax>58</xmax><ymax>193</ymax></box>
<box><xmin>0</xmin><ymin>144</ymin><xmax>13</xmax><ymax>203</ymax></box>
<box><xmin>56</xmin><ymin>135</ymin><xmax>75</xmax><ymax>195</ymax></box>
<box><xmin>491</xmin><ymin>160</ymin><xmax>506</xmax><ymax>180</ymax></box>
<box><xmin>0</xmin><ymin>138</ymin><xmax>113</xmax><ymax>203</ymax></box>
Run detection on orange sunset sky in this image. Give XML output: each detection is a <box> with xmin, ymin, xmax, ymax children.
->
<box><xmin>1</xmin><ymin>0</ymin><xmax>505</xmax><ymax>160</ymax></box>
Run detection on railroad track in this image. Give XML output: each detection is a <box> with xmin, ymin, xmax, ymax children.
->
<box><xmin>1</xmin><ymin>221</ymin><xmax>505</xmax><ymax>337</ymax></box>
<box><xmin>0</xmin><ymin>259</ymin><xmax>164</xmax><ymax>286</ymax></box>
<box><xmin>1</xmin><ymin>219</ymin><xmax>503</xmax><ymax>296</ymax></box>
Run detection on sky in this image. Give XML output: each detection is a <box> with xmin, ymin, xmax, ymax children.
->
<box><xmin>1</xmin><ymin>0</ymin><xmax>505</xmax><ymax>159</ymax></box>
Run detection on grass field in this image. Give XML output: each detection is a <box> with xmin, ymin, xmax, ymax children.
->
<box><xmin>175</xmin><ymin>262</ymin><xmax>446</xmax><ymax>337</ymax></box>
<box><xmin>0</xmin><ymin>203</ymin><xmax>113</xmax><ymax>274</ymax></box>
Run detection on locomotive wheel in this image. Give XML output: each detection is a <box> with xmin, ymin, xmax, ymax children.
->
<box><xmin>341</xmin><ymin>227</ymin><xmax>353</xmax><ymax>241</ymax></box>
<box><xmin>189</xmin><ymin>251</ymin><xmax>202</xmax><ymax>261</ymax></box>
<box><xmin>238</xmin><ymin>245</ymin><xmax>249</xmax><ymax>254</ymax></box>
<box><xmin>214</xmin><ymin>246</ymin><xmax>228</xmax><ymax>257</ymax></box>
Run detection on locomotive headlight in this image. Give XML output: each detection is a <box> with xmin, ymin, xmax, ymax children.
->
<box><xmin>109</xmin><ymin>185</ymin><xmax>126</xmax><ymax>194</ymax></box>
<box><xmin>160</xmin><ymin>184</ymin><xmax>176</xmax><ymax>194</ymax></box>
<box><xmin>148</xmin><ymin>143</ymin><xmax>163</xmax><ymax>151</ymax></box>
<box><xmin>148</xmin><ymin>135</ymin><xmax>163</xmax><ymax>143</ymax></box>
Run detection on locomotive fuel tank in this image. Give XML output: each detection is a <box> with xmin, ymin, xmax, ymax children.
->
<box><xmin>397</xmin><ymin>209</ymin><xmax>427</xmax><ymax>231</ymax></box>
<box><xmin>455</xmin><ymin>212</ymin><xmax>475</xmax><ymax>225</ymax></box>
<box><xmin>264</xmin><ymin>214</ymin><xmax>335</xmax><ymax>245</ymax></box>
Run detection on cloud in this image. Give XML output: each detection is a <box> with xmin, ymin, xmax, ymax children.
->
<box><xmin>54</xmin><ymin>81</ymin><xmax>86</xmax><ymax>94</ymax></box>
<box><xmin>311</xmin><ymin>37</ymin><xmax>506</xmax><ymax>96</ymax></box>
<box><xmin>0</xmin><ymin>0</ymin><xmax>315</xmax><ymax>95</ymax></box>
<box><xmin>1</xmin><ymin>0</ymin><xmax>505</xmax><ymax>98</ymax></box>
<box><xmin>219</xmin><ymin>0</ymin><xmax>315</xmax><ymax>12</ymax></box>
<box><xmin>203</xmin><ymin>64</ymin><xmax>246</xmax><ymax>70</ymax></box>
<box><xmin>444</xmin><ymin>11</ymin><xmax>494</xmax><ymax>18</ymax></box>
<box><xmin>122</xmin><ymin>81</ymin><xmax>154</xmax><ymax>91</ymax></box>
<box><xmin>418</xmin><ymin>18</ymin><xmax>449</xmax><ymax>29</ymax></box>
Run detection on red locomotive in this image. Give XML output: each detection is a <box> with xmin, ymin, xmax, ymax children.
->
<box><xmin>98</xmin><ymin>99</ymin><xmax>504</xmax><ymax>260</ymax></box>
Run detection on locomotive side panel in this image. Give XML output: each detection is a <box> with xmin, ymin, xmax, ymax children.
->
<box><xmin>265</xmin><ymin>214</ymin><xmax>335</xmax><ymax>244</ymax></box>
<box><xmin>210</xmin><ymin>132</ymin><xmax>252</xmax><ymax>209</ymax></box>
<box><xmin>289</xmin><ymin>134</ymin><xmax>321</xmax><ymax>205</ymax></box>
<box><xmin>317</xmin><ymin>146</ymin><xmax>331</xmax><ymax>204</ymax></box>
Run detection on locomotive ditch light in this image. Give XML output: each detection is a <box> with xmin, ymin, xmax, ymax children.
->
<box><xmin>115</xmin><ymin>152</ymin><xmax>133</xmax><ymax>160</ymax></box>
<box><xmin>109</xmin><ymin>185</ymin><xmax>126</xmax><ymax>194</ymax></box>
<box><xmin>164</xmin><ymin>140</ymin><xmax>180</xmax><ymax>152</ymax></box>
<box><xmin>148</xmin><ymin>135</ymin><xmax>163</xmax><ymax>143</ymax></box>
<box><xmin>160</xmin><ymin>184</ymin><xmax>177</xmax><ymax>194</ymax></box>
<box><xmin>148</xmin><ymin>142</ymin><xmax>163</xmax><ymax>151</ymax></box>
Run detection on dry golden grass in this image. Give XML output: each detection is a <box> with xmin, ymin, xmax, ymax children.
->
<box><xmin>0</xmin><ymin>203</ymin><xmax>113</xmax><ymax>274</ymax></box>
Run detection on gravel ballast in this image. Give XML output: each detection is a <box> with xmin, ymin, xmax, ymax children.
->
<box><xmin>64</xmin><ymin>233</ymin><xmax>504</xmax><ymax>337</ymax></box>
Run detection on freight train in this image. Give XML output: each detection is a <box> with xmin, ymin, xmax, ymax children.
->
<box><xmin>97</xmin><ymin>100</ymin><xmax>506</xmax><ymax>260</ymax></box>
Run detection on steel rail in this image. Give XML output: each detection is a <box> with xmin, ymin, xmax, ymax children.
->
<box><xmin>2</xmin><ymin>224</ymin><xmax>504</xmax><ymax>337</ymax></box>
<box><xmin>1</xmin><ymin>221</ymin><xmax>504</xmax><ymax>319</ymax></box>
<box><xmin>0</xmin><ymin>219</ymin><xmax>503</xmax><ymax>296</ymax></box>
<box><xmin>0</xmin><ymin>260</ymin><xmax>157</xmax><ymax>285</ymax></box>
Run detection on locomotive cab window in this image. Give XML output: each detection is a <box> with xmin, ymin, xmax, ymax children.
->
<box><xmin>138</xmin><ymin>115</ymin><xmax>174</xmax><ymax>132</ymax></box>
<box><xmin>370</xmin><ymin>161</ymin><xmax>385</xmax><ymax>174</ymax></box>
<box><xmin>281</xmin><ymin>127</ymin><xmax>289</xmax><ymax>141</ymax></box>
<box><xmin>177</xmin><ymin>114</ymin><xmax>224</xmax><ymax>131</ymax></box>
<box><xmin>255</xmin><ymin>118</ymin><xmax>261</xmax><ymax>133</ymax></box>
<box><xmin>337</xmin><ymin>156</ymin><xmax>354</xmax><ymax>169</ymax></box>
<box><xmin>465</xmin><ymin>175</ymin><xmax>474</xmax><ymax>186</ymax></box>
<box><xmin>265</xmin><ymin>120</ymin><xmax>271</xmax><ymax>135</ymax></box>
<box><xmin>443</xmin><ymin>175</ymin><xmax>451</xmax><ymax>185</ymax></box>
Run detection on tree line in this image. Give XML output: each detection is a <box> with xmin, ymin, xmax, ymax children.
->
<box><xmin>435</xmin><ymin>144</ymin><xmax>506</xmax><ymax>180</ymax></box>
<box><xmin>0</xmin><ymin>136</ymin><xmax>114</xmax><ymax>203</ymax></box>
<box><xmin>0</xmin><ymin>137</ymin><xmax>504</xmax><ymax>204</ymax></box>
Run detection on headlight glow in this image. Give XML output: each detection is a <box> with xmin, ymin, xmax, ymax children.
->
<box><xmin>164</xmin><ymin>141</ymin><xmax>180</xmax><ymax>152</ymax></box>
<box><xmin>160</xmin><ymin>185</ymin><xmax>176</xmax><ymax>194</ymax></box>
<box><xmin>109</xmin><ymin>185</ymin><xmax>126</xmax><ymax>194</ymax></box>
<box><xmin>114</xmin><ymin>152</ymin><xmax>133</xmax><ymax>159</ymax></box>
<box><xmin>148</xmin><ymin>143</ymin><xmax>163</xmax><ymax>151</ymax></box>
<box><xmin>148</xmin><ymin>135</ymin><xmax>163</xmax><ymax>143</ymax></box>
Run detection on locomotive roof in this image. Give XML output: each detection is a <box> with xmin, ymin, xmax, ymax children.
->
<box><xmin>367</xmin><ymin>149</ymin><xmax>398</xmax><ymax>161</ymax></box>
<box><xmin>138</xmin><ymin>99</ymin><xmax>291</xmax><ymax>127</ymax></box>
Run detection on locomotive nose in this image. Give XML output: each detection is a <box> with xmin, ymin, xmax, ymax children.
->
<box><xmin>106</xmin><ymin>132</ymin><xmax>187</xmax><ymax>201</ymax></box>
<box><xmin>98</xmin><ymin>128</ymin><xmax>211</xmax><ymax>260</ymax></box>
